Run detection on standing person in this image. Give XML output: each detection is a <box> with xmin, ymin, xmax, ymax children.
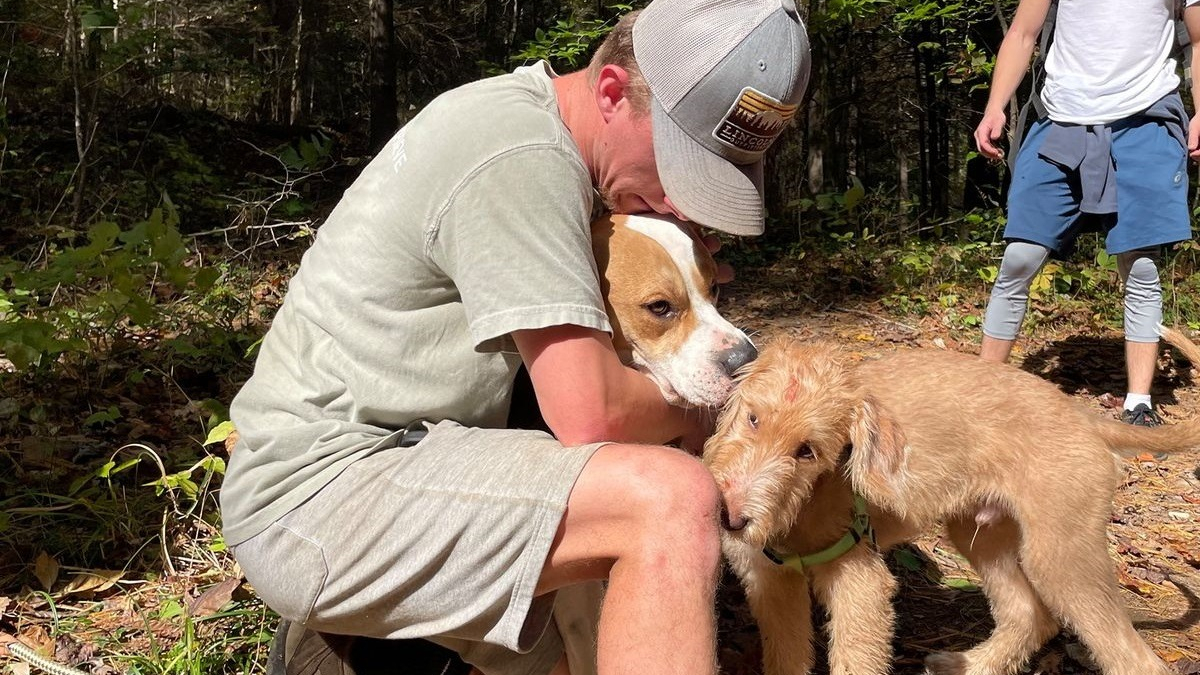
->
<box><xmin>974</xmin><ymin>0</ymin><xmax>1200</xmax><ymax>426</ymax></box>
<box><xmin>219</xmin><ymin>1</ymin><xmax>811</xmax><ymax>675</ymax></box>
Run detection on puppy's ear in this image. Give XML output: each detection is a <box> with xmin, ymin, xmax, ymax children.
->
<box><xmin>846</xmin><ymin>394</ymin><xmax>909</xmax><ymax>511</ymax></box>
<box><xmin>704</xmin><ymin>387</ymin><xmax>742</xmax><ymax>460</ymax></box>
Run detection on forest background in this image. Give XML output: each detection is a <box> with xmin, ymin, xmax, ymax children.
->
<box><xmin>2</xmin><ymin>0</ymin><xmax>1200</xmax><ymax>673</ymax></box>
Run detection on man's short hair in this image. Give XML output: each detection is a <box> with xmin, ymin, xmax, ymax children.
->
<box><xmin>588</xmin><ymin>10</ymin><xmax>651</xmax><ymax>114</ymax></box>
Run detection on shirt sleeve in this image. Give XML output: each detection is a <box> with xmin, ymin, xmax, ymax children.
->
<box><xmin>427</xmin><ymin>143</ymin><xmax>611</xmax><ymax>351</ymax></box>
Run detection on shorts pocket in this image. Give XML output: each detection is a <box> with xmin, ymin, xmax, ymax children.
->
<box><xmin>232</xmin><ymin>521</ymin><xmax>329</xmax><ymax>624</ymax></box>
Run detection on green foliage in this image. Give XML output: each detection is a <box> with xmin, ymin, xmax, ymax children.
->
<box><xmin>278</xmin><ymin>132</ymin><xmax>334</xmax><ymax>173</ymax></box>
<box><xmin>0</xmin><ymin>202</ymin><xmax>245</xmax><ymax>375</ymax></box>
<box><xmin>509</xmin><ymin>3</ymin><xmax>634</xmax><ymax>70</ymax></box>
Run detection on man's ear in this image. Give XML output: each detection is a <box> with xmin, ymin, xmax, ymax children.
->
<box><xmin>594</xmin><ymin>63</ymin><xmax>633</xmax><ymax>122</ymax></box>
<box><xmin>845</xmin><ymin>394</ymin><xmax>909</xmax><ymax>510</ymax></box>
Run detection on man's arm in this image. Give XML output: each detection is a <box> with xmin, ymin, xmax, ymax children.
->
<box><xmin>974</xmin><ymin>0</ymin><xmax>1054</xmax><ymax>160</ymax></box>
<box><xmin>1185</xmin><ymin>2</ymin><xmax>1200</xmax><ymax>159</ymax></box>
<box><xmin>513</xmin><ymin>325</ymin><xmax>707</xmax><ymax>447</ymax></box>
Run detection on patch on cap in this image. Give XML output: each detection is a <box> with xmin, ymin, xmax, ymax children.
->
<box><xmin>712</xmin><ymin>87</ymin><xmax>798</xmax><ymax>155</ymax></box>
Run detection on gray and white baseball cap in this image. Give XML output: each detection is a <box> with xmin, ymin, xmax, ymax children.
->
<box><xmin>633</xmin><ymin>0</ymin><xmax>811</xmax><ymax>236</ymax></box>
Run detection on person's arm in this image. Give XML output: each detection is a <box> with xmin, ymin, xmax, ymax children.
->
<box><xmin>513</xmin><ymin>325</ymin><xmax>709</xmax><ymax>448</ymax></box>
<box><xmin>974</xmin><ymin>0</ymin><xmax>1054</xmax><ymax>160</ymax></box>
<box><xmin>1185</xmin><ymin>3</ymin><xmax>1200</xmax><ymax>159</ymax></box>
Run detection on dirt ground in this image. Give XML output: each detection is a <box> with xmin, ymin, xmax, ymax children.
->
<box><xmin>710</xmin><ymin>269</ymin><xmax>1200</xmax><ymax>675</ymax></box>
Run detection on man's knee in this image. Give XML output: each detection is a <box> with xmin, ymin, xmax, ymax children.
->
<box><xmin>596</xmin><ymin>444</ymin><xmax>722</xmax><ymax>548</ymax></box>
<box><xmin>997</xmin><ymin>241</ymin><xmax>1050</xmax><ymax>283</ymax></box>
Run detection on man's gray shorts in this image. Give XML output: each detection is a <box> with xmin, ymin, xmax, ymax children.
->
<box><xmin>231</xmin><ymin>420</ymin><xmax>608</xmax><ymax>675</ymax></box>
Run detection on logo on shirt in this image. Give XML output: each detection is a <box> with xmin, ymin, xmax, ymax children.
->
<box><xmin>391</xmin><ymin>128</ymin><xmax>409</xmax><ymax>172</ymax></box>
<box><xmin>712</xmin><ymin>87</ymin><xmax>798</xmax><ymax>154</ymax></box>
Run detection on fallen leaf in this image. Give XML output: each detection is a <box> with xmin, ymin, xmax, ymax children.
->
<box><xmin>58</xmin><ymin>569</ymin><xmax>124</xmax><ymax>597</ymax></box>
<box><xmin>187</xmin><ymin>578</ymin><xmax>240</xmax><ymax>617</ymax></box>
<box><xmin>1162</xmin><ymin>649</ymin><xmax>1189</xmax><ymax>663</ymax></box>
<box><xmin>33</xmin><ymin>552</ymin><xmax>58</xmax><ymax>591</ymax></box>
<box><xmin>17</xmin><ymin>625</ymin><xmax>52</xmax><ymax>653</ymax></box>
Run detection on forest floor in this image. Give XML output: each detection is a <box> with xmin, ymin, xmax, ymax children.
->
<box><xmin>0</xmin><ymin>240</ymin><xmax>1198</xmax><ymax>674</ymax></box>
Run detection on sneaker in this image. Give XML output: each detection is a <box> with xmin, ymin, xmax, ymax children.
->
<box><xmin>1120</xmin><ymin>403</ymin><xmax>1163</xmax><ymax>427</ymax></box>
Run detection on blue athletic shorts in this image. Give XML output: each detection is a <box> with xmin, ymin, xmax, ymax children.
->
<box><xmin>1004</xmin><ymin>114</ymin><xmax>1192</xmax><ymax>257</ymax></box>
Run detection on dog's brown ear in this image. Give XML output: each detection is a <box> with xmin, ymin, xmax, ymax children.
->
<box><xmin>846</xmin><ymin>394</ymin><xmax>909</xmax><ymax>510</ymax></box>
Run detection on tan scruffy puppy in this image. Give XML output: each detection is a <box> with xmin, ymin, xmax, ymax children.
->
<box><xmin>704</xmin><ymin>329</ymin><xmax>1200</xmax><ymax>675</ymax></box>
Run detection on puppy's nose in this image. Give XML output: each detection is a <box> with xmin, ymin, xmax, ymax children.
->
<box><xmin>721</xmin><ymin>508</ymin><xmax>748</xmax><ymax>532</ymax></box>
<box><xmin>720</xmin><ymin>497</ymin><xmax>749</xmax><ymax>532</ymax></box>
<box><xmin>717</xmin><ymin>341</ymin><xmax>758</xmax><ymax>377</ymax></box>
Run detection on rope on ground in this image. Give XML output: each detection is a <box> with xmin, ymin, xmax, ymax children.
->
<box><xmin>7</xmin><ymin>642</ymin><xmax>91</xmax><ymax>675</ymax></box>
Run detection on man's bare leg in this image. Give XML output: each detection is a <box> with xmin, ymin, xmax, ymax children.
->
<box><xmin>980</xmin><ymin>335</ymin><xmax>1016</xmax><ymax>363</ymax></box>
<box><xmin>537</xmin><ymin>443</ymin><xmax>722</xmax><ymax>675</ymax></box>
<box><xmin>1125</xmin><ymin>340</ymin><xmax>1158</xmax><ymax>396</ymax></box>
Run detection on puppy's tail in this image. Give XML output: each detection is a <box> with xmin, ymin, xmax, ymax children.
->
<box><xmin>1096</xmin><ymin>418</ymin><xmax>1200</xmax><ymax>457</ymax></box>
<box><xmin>1160</xmin><ymin>324</ymin><xmax>1200</xmax><ymax>366</ymax></box>
<box><xmin>1097</xmin><ymin>324</ymin><xmax>1200</xmax><ymax>457</ymax></box>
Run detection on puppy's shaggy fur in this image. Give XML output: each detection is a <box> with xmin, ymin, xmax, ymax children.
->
<box><xmin>704</xmin><ymin>330</ymin><xmax>1200</xmax><ymax>675</ymax></box>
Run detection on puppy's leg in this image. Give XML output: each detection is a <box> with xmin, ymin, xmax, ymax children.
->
<box><xmin>809</xmin><ymin>546</ymin><xmax>897</xmax><ymax>675</ymax></box>
<box><xmin>1018</xmin><ymin>512</ymin><xmax>1172</xmax><ymax>675</ymax></box>
<box><xmin>741</xmin><ymin>559</ymin><xmax>817</xmax><ymax>675</ymax></box>
<box><xmin>925</xmin><ymin>515</ymin><xmax>1058</xmax><ymax>675</ymax></box>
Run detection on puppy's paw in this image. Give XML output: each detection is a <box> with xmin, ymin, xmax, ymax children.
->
<box><xmin>923</xmin><ymin>651</ymin><xmax>968</xmax><ymax>675</ymax></box>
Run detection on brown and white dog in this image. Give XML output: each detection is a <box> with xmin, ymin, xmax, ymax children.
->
<box><xmin>591</xmin><ymin>213</ymin><xmax>756</xmax><ymax>408</ymax></box>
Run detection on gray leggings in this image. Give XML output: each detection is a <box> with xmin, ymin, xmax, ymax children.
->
<box><xmin>982</xmin><ymin>241</ymin><xmax>1161</xmax><ymax>343</ymax></box>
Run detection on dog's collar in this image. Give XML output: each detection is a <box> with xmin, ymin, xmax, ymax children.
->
<box><xmin>762</xmin><ymin>493</ymin><xmax>875</xmax><ymax>573</ymax></box>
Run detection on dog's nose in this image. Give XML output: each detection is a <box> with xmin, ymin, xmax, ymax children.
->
<box><xmin>720</xmin><ymin>498</ymin><xmax>749</xmax><ymax>531</ymax></box>
<box><xmin>721</xmin><ymin>509</ymin><xmax>748</xmax><ymax>532</ymax></box>
<box><xmin>717</xmin><ymin>341</ymin><xmax>758</xmax><ymax>377</ymax></box>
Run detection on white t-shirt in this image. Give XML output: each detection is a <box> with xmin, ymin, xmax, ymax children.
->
<box><xmin>1043</xmin><ymin>0</ymin><xmax>1198</xmax><ymax>124</ymax></box>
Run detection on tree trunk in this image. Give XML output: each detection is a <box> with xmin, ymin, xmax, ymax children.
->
<box><xmin>65</xmin><ymin>0</ymin><xmax>96</xmax><ymax>227</ymax></box>
<box><xmin>369</xmin><ymin>0</ymin><xmax>397</xmax><ymax>152</ymax></box>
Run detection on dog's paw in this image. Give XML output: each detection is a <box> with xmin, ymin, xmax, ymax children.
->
<box><xmin>923</xmin><ymin>651</ymin><xmax>968</xmax><ymax>675</ymax></box>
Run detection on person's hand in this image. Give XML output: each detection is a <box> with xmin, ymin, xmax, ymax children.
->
<box><xmin>974</xmin><ymin>109</ymin><xmax>1008</xmax><ymax>161</ymax></box>
<box><xmin>1188</xmin><ymin>113</ymin><xmax>1200</xmax><ymax>162</ymax></box>
<box><xmin>699</xmin><ymin>232</ymin><xmax>735</xmax><ymax>284</ymax></box>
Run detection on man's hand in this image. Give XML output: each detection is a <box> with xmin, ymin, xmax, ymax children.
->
<box><xmin>974</xmin><ymin>109</ymin><xmax>1008</xmax><ymax>161</ymax></box>
<box><xmin>1189</xmin><ymin>113</ymin><xmax>1200</xmax><ymax>162</ymax></box>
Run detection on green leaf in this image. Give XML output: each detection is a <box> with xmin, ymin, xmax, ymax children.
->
<box><xmin>941</xmin><ymin>577</ymin><xmax>979</xmax><ymax>591</ymax></box>
<box><xmin>843</xmin><ymin>175</ymin><xmax>866</xmax><ymax>212</ymax></box>
<box><xmin>204</xmin><ymin>420</ymin><xmax>236</xmax><ymax>446</ymax></box>
<box><xmin>892</xmin><ymin>547</ymin><xmax>923</xmax><ymax>571</ymax></box>
<box><xmin>193</xmin><ymin>266</ymin><xmax>220</xmax><ymax>293</ymax></box>
<box><xmin>81</xmin><ymin>7</ymin><xmax>119</xmax><ymax>32</ymax></box>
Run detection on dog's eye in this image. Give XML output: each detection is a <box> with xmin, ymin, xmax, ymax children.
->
<box><xmin>748</xmin><ymin>413</ymin><xmax>759</xmax><ymax>429</ymax></box>
<box><xmin>645</xmin><ymin>300</ymin><xmax>673</xmax><ymax>317</ymax></box>
<box><xmin>794</xmin><ymin>443</ymin><xmax>814</xmax><ymax>460</ymax></box>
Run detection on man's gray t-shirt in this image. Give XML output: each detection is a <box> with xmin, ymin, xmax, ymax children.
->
<box><xmin>221</xmin><ymin>63</ymin><xmax>611</xmax><ymax>546</ymax></box>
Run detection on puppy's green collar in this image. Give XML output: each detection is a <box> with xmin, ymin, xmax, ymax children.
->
<box><xmin>763</xmin><ymin>494</ymin><xmax>875</xmax><ymax>573</ymax></box>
